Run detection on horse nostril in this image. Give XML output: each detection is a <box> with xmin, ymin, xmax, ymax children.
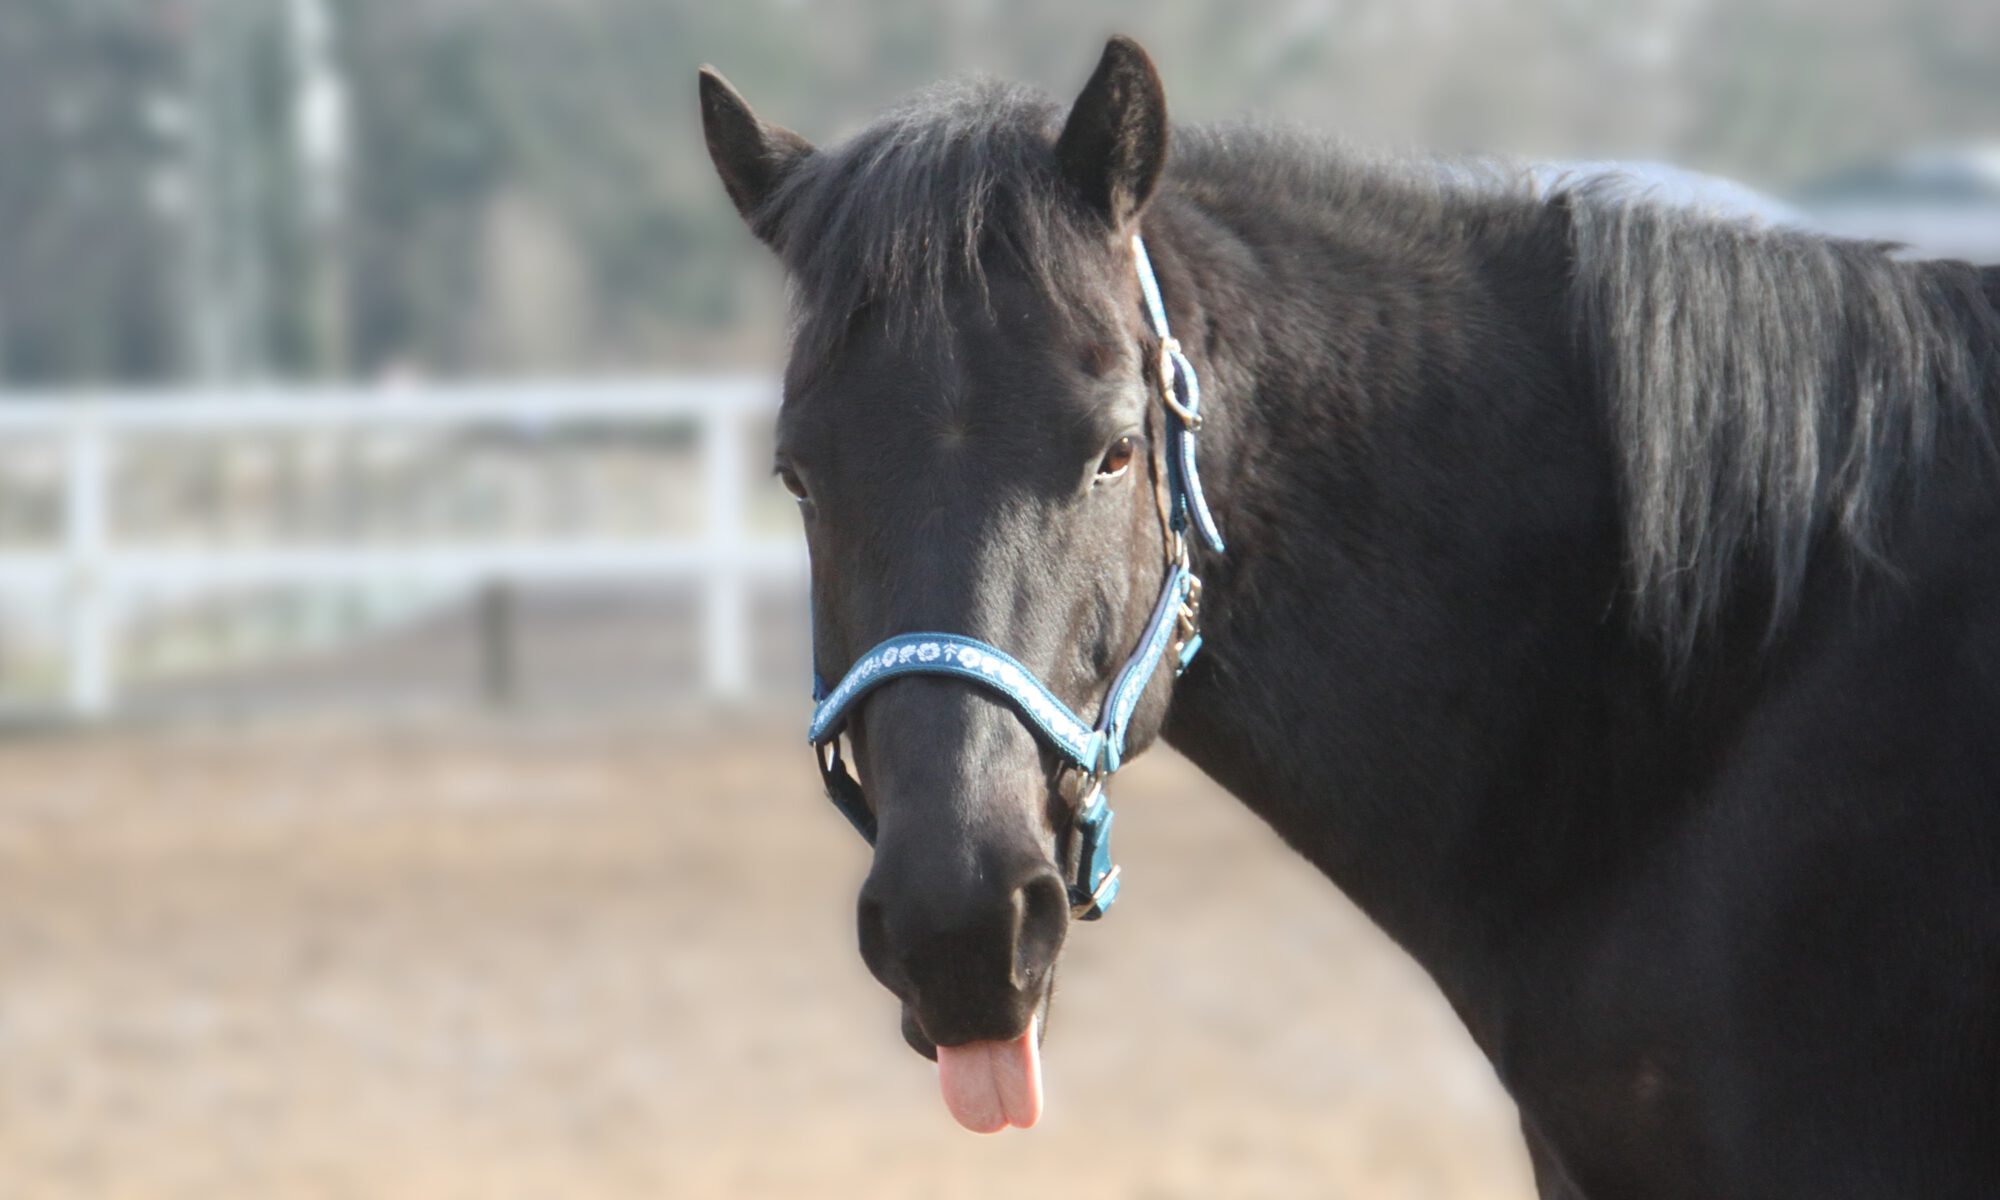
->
<box><xmin>1012</xmin><ymin>870</ymin><xmax>1070</xmax><ymax>989</ymax></box>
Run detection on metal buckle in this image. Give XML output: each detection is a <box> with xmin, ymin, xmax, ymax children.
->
<box><xmin>1158</xmin><ymin>337</ymin><xmax>1203</xmax><ymax>430</ymax></box>
<box><xmin>1074</xmin><ymin>864</ymin><xmax>1121</xmax><ymax>920</ymax></box>
<box><xmin>1065</xmin><ymin>774</ymin><xmax>1120</xmax><ymax>921</ymax></box>
<box><xmin>1171</xmin><ymin>570</ymin><xmax>1203</xmax><ymax>668</ymax></box>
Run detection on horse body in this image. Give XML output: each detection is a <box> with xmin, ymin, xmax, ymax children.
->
<box><xmin>702</xmin><ymin>38</ymin><xmax>2000</xmax><ymax>1196</ymax></box>
<box><xmin>1152</xmin><ymin>129</ymin><xmax>2000</xmax><ymax>1193</ymax></box>
<box><xmin>1152</xmin><ymin>130</ymin><xmax>2000</xmax><ymax>1194</ymax></box>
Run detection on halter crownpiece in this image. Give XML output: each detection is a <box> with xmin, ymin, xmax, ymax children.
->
<box><xmin>806</xmin><ymin>234</ymin><xmax>1223</xmax><ymax>920</ymax></box>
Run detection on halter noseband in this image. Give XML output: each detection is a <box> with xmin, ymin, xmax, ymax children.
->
<box><xmin>806</xmin><ymin>235</ymin><xmax>1225</xmax><ymax>921</ymax></box>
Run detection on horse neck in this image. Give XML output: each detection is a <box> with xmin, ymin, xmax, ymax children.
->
<box><xmin>1144</xmin><ymin>188</ymin><xmax>1660</xmax><ymax>1024</ymax></box>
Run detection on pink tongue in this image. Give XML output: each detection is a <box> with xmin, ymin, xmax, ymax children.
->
<box><xmin>935</xmin><ymin>1025</ymin><xmax>1043</xmax><ymax>1133</ymax></box>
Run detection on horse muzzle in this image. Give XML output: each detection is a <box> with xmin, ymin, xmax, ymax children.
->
<box><xmin>857</xmin><ymin>852</ymin><xmax>1070</xmax><ymax>1048</ymax></box>
<box><xmin>856</xmin><ymin>849</ymin><xmax>1067</xmax><ymax>1131</ymax></box>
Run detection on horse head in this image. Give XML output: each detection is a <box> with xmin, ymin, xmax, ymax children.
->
<box><xmin>700</xmin><ymin>38</ymin><xmax>1199</xmax><ymax>1131</ymax></box>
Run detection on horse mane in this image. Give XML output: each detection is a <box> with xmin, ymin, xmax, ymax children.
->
<box><xmin>760</xmin><ymin>76</ymin><xmax>2000</xmax><ymax>670</ymax></box>
<box><xmin>1564</xmin><ymin>187</ymin><xmax>1999</xmax><ymax>670</ymax></box>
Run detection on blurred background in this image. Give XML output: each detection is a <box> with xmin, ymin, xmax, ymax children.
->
<box><xmin>0</xmin><ymin>1</ymin><xmax>1993</xmax><ymax>1197</ymax></box>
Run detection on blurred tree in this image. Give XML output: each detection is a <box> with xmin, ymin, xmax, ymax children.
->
<box><xmin>0</xmin><ymin>0</ymin><xmax>1994</xmax><ymax>386</ymax></box>
<box><xmin>0</xmin><ymin>0</ymin><xmax>181</xmax><ymax>383</ymax></box>
<box><xmin>340</xmin><ymin>2</ymin><xmax>509</xmax><ymax>377</ymax></box>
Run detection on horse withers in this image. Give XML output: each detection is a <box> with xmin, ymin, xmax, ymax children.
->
<box><xmin>701</xmin><ymin>36</ymin><xmax>2000</xmax><ymax>1197</ymax></box>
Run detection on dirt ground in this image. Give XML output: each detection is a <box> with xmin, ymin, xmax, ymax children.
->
<box><xmin>0</xmin><ymin>715</ymin><xmax>1535</xmax><ymax>1199</ymax></box>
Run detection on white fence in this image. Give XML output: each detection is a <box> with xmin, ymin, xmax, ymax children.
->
<box><xmin>0</xmin><ymin>378</ymin><xmax>800</xmax><ymax>718</ymax></box>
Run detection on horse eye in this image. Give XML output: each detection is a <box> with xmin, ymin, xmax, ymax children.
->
<box><xmin>1096</xmin><ymin>435</ymin><xmax>1138</xmax><ymax>481</ymax></box>
<box><xmin>775</xmin><ymin>466</ymin><xmax>809</xmax><ymax>503</ymax></box>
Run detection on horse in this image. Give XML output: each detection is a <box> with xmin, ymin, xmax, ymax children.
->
<box><xmin>699</xmin><ymin>35</ymin><xmax>2000</xmax><ymax>1197</ymax></box>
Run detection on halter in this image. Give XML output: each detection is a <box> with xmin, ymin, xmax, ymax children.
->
<box><xmin>806</xmin><ymin>234</ymin><xmax>1225</xmax><ymax>921</ymax></box>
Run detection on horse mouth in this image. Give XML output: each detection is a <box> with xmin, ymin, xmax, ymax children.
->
<box><xmin>898</xmin><ymin>987</ymin><xmax>1054</xmax><ymax>1133</ymax></box>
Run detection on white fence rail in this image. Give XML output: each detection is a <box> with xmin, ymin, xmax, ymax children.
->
<box><xmin>0</xmin><ymin>378</ymin><xmax>798</xmax><ymax>718</ymax></box>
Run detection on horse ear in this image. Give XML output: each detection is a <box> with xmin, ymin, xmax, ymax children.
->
<box><xmin>1054</xmin><ymin>36</ymin><xmax>1169</xmax><ymax>231</ymax></box>
<box><xmin>698</xmin><ymin>66</ymin><xmax>814</xmax><ymax>239</ymax></box>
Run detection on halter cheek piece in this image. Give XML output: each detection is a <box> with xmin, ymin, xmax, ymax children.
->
<box><xmin>806</xmin><ymin>235</ymin><xmax>1225</xmax><ymax>921</ymax></box>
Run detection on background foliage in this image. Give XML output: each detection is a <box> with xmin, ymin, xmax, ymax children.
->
<box><xmin>2</xmin><ymin>0</ymin><xmax>1995</xmax><ymax>384</ymax></box>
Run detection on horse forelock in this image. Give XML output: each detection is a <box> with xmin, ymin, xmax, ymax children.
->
<box><xmin>759</xmin><ymin>77</ymin><xmax>1117</xmax><ymax>376</ymax></box>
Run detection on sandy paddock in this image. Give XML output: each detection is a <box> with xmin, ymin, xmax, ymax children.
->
<box><xmin>0</xmin><ymin>716</ymin><xmax>1533</xmax><ymax>1199</ymax></box>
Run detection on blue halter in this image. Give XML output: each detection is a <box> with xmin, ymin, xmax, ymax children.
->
<box><xmin>807</xmin><ymin>235</ymin><xmax>1224</xmax><ymax>920</ymax></box>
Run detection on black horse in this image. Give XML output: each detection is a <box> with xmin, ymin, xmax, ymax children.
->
<box><xmin>700</xmin><ymin>36</ymin><xmax>2000</xmax><ymax>1197</ymax></box>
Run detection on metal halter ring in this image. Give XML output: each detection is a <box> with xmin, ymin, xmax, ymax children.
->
<box><xmin>1176</xmin><ymin>574</ymin><xmax>1203</xmax><ymax>643</ymax></box>
<box><xmin>1158</xmin><ymin>337</ymin><xmax>1203</xmax><ymax>429</ymax></box>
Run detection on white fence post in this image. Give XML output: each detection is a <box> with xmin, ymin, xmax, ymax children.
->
<box><xmin>0</xmin><ymin>381</ymin><xmax>798</xmax><ymax>717</ymax></box>
<box><xmin>63</xmin><ymin>414</ymin><xmax>115</xmax><ymax>718</ymax></box>
<box><xmin>703</xmin><ymin>405</ymin><xmax>749</xmax><ymax>698</ymax></box>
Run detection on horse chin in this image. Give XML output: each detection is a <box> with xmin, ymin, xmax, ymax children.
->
<box><xmin>897</xmin><ymin>979</ymin><xmax>1056</xmax><ymax>1063</ymax></box>
<box><xmin>900</xmin><ymin>1004</ymin><xmax>940</xmax><ymax>1061</ymax></box>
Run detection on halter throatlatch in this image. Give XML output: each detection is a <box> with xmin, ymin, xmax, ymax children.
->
<box><xmin>807</xmin><ymin>234</ymin><xmax>1224</xmax><ymax>921</ymax></box>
